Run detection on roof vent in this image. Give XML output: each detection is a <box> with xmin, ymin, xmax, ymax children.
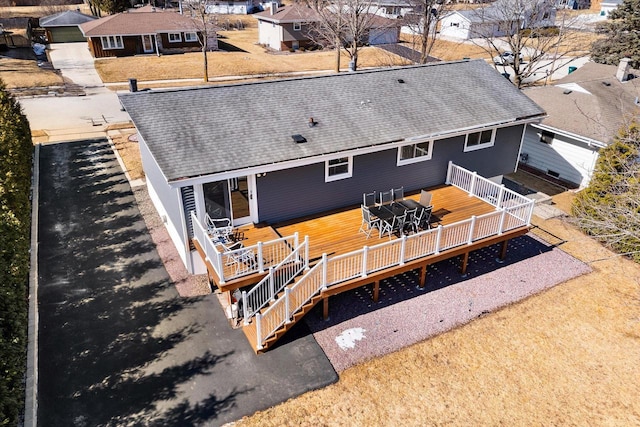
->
<box><xmin>308</xmin><ymin>117</ymin><xmax>316</xmax><ymax>127</ymax></box>
<box><xmin>292</xmin><ymin>134</ymin><xmax>306</xmax><ymax>143</ymax></box>
<box><xmin>397</xmin><ymin>79</ymin><xmax>405</xmax><ymax>84</ymax></box>
<box><xmin>563</xmin><ymin>89</ymin><xmax>572</xmax><ymax>95</ymax></box>
<box><xmin>602</xmin><ymin>81</ymin><xmax>611</xmax><ymax>86</ymax></box>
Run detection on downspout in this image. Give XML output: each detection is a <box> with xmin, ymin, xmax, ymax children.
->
<box><xmin>154</xmin><ymin>34</ymin><xmax>160</xmax><ymax>56</ymax></box>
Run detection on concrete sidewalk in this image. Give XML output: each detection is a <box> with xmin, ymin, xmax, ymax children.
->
<box><xmin>36</xmin><ymin>139</ymin><xmax>337</xmax><ymax>426</ymax></box>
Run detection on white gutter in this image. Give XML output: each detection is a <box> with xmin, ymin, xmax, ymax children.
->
<box><xmin>531</xmin><ymin>123</ymin><xmax>607</xmax><ymax>149</ymax></box>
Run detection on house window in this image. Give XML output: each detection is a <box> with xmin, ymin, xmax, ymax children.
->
<box><xmin>539</xmin><ymin>130</ymin><xmax>554</xmax><ymax>144</ymax></box>
<box><xmin>184</xmin><ymin>32</ymin><xmax>198</xmax><ymax>42</ymax></box>
<box><xmin>100</xmin><ymin>35</ymin><xmax>123</xmax><ymax>50</ymax></box>
<box><xmin>464</xmin><ymin>129</ymin><xmax>495</xmax><ymax>152</ymax></box>
<box><xmin>325</xmin><ymin>157</ymin><xmax>352</xmax><ymax>182</ymax></box>
<box><xmin>168</xmin><ymin>32</ymin><xmax>182</xmax><ymax>43</ymax></box>
<box><xmin>397</xmin><ymin>140</ymin><xmax>433</xmax><ymax>165</ymax></box>
<box><xmin>451</xmin><ymin>22</ymin><xmax>460</xmax><ymax>27</ymax></box>
<box><xmin>293</xmin><ymin>22</ymin><xmax>302</xmax><ymax>31</ymax></box>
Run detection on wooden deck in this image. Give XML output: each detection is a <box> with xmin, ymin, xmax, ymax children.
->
<box><xmin>274</xmin><ymin>185</ymin><xmax>497</xmax><ymax>261</ymax></box>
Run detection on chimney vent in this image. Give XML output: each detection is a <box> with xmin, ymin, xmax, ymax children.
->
<box><xmin>270</xmin><ymin>2</ymin><xmax>278</xmax><ymax>15</ymax></box>
<box><xmin>616</xmin><ymin>57</ymin><xmax>631</xmax><ymax>82</ymax></box>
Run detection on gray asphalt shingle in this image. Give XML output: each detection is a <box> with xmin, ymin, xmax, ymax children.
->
<box><xmin>119</xmin><ymin>60</ymin><xmax>545</xmax><ymax>182</ymax></box>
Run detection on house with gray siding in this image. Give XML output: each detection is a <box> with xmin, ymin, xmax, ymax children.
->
<box><xmin>119</xmin><ymin>59</ymin><xmax>546</xmax><ymax>275</ymax></box>
<box><xmin>522</xmin><ymin>59</ymin><xmax>639</xmax><ymax>188</ymax></box>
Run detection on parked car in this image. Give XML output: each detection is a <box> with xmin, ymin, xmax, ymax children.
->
<box><xmin>493</xmin><ymin>51</ymin><xmax>524</xmax><ymax>65</ymax></box>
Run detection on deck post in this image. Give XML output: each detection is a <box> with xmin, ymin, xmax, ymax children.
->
<box><xmin>255</xmin><ymin>313</ymin><xmax>263</xmax><ymax>350</ymax></box>
<box><xmin>242</xmin><ymin>290</ymin><xmax>250</xmax><ymax>325</ymax></box>
<box><xmin>373</xmin><ymin>280</ymin><xmax>379</xmax><ymax>302</ymax></box>
<box><xmin>285</xmin><ymin>288</ymin><xmax>292</xmax><ymax>323</ymax></box>
<box><xmin>362</xmin><ymin>246</ymin><xmax>368</xmax><ymax>277</ymax></box>
<box><xmin>399</xmin><ymin>235</ymin><xmax>406</xmax><ymax>265</ymax></box>
<box><xmin>460</xmin><ymin>252</ymin><xmax>469</xmax><ymax>275</ymax></box>
<box><xmin>323</xmin><ymin>297</ymin><xmax>329</xmax><ymax>320</ymax></box>
<box><xmin>294</xmin><ymin>232</ymin><xmax>299</xmax><ymax>249</ymax></box>
<box><xmin>268</xmin><ymin>266</ymin><xmax>276</xmax><ymax>302</ymax></box>
<box><xmin>257</xmin><ymin>242</ymin><xmax>264</xmax><ymax>273</ymax></box>
<box><xmin>468</xmin><ymin>216</ymin><xmax>476</xmax><ymax>244</ymax></box>
<box><xmin>498</xmin><ymin>208</ymin><xmax>507</xmax><ymax>235</ymax></box>
<box><xmin>435</xmin><ymin>225</ymin><xmax>443</xmax><ymax>254</ymax></box>
<box><xmin>499</xmin><ymin>239</ymin><xmax>509</xmax><ymax>261</ymax></box>
<box><xmin>468</xmin><ymin>171</ymin><xmax>477</xmax><ymax>197</ymax></box>
<box><xmin>446</xmin><ymin>161</ymin><xmax>453</xmax><ymax>184</ymax></box>
<box><xmin>217</xmin><ymin>250</ymin><xmax>225</xmax><ymax>284</ymax></box>
<box><xmin>304</xmin><ymin>235</ymin><xmax>310</xmax><ymax>270</ymax></box>
<box><xmin>321</xmin><ymin>254</ymin><xmax>328</xmax><ymax>290</ymax></box>
<box><xmin>526</xmin><ymin>200</ymin><xmax>535</xmax><ymax>225</ymax></box>
<box><xmin>496</xmin><ymin>185</ymin><xmax>506</xmax><ymax>209</ymax></box>
<box><xmin>419</xmin><ymin>264</ymin><xmax>427</xmax><ymax>289</ymax></box>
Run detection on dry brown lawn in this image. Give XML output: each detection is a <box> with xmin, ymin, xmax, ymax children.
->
<box><xmin>0</xmin><ymin>57</ymin><xmax>63</xmax><ymax>89</ymax></box>
<box><xmin>109</xmin><ymin>129</ymin><xmax>144</xmax><ymax>181</ymax></box>
<box><xmin>95</xmin><ymin>27</ymin><xmax>412</xmax><ymax>83</ymax></box>
<box><xmin>234</xmin><ymin>193</ymin><xmax>640</xmax><ymax>426</ymax></box>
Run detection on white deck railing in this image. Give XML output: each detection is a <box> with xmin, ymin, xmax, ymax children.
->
<box><xmin>242</xmin><ymin>235</ymin><xmax>309</xmax><ymax>322</ymax></box>
<box><xmin>190</xmin><ymin>212</ymin><xmax>299</xmax><ymax>284</ymax></box>
<box><xmin>253</xmin><ymin>162</ymin><xmax>536</xmax><ymax>350</ymax></box>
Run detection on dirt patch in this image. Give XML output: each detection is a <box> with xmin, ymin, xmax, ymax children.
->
<box><xmin>109</xmin><ymin>128</ymin><xmax>144</xmax><ymax>181</ymax></box>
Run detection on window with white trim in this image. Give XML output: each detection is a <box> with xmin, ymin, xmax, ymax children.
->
<box><xmin>397</xmin><ymin>140</ymin><xmax>433</xmax><ymax>165</ymax></box>
<box><xmin>464</xmin><ymin>129</ymin><xmax>495</xmax><ymax>152</ymax></box>
<box><xmin>325</xmin><ymin>157</ymin><xmax>352</xmax><ymax>182</ymax></box>
<box><xmin>293</xmin><ymin>22</ymin><xmax>302</xmax><ymax>31</ymax></box>
<box><xmin>168</xmin><ymin>32</ymin><xmax>182</xmax><ymax>43</ymax></box>
<box><xmin>184</xmin><ymin>32</ymin><xmax>198</xmax><ymax>42</ymax></box>
<box><xmin>100</xmin><ymin>35</ymin><xmax>123</xmax><ymax>50</ymax></box>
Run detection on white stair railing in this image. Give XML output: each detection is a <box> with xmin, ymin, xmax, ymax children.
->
<box><xmin>242</xmin><ymin>235</ymin><xmax>309</xmax><ymax>323</ymax></box>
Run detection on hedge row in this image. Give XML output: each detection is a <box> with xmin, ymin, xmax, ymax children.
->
<box><xmin>0</xmin><ymin>80</ymin><xmax>33</xmax><ymax>426</ymax></box>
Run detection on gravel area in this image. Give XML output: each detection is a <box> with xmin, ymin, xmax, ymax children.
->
<box><xmin>131</xmin><ymin>183</ymin><xmax>211</xmax><ymax>297</ymax></box>
<box><xmin>305</xmin><ymin>234</ymin><xmax>592</xmax><ymax>372</ymax></box>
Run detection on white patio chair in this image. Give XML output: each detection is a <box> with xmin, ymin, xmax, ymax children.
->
<box><xmin>419</xmin><ymin>190</ymin><xmax>433</xmax><ymax>208</ymax></box>
<box><xmin>380</xmin><ymin>212</ymin><xmax>407</xmax><ymax>240</ymax></box>
<box><xmin>363</xmin><ymin>191</ymin><xmax>377</xmax><ymax>207</ymax></box>
<box><xmin>378</xmin><ymin>190</ymin><xmax>393</xmax><ymax>206</ymax></box>
<box><xmin>403</xmin><ymin>207</ymin><xmax>417</xmax><ymax>233</ymax></box>
<box><xmin>393</xmin><ymin>186</ymin><xmax>404</xmax><ymax>201</ymax></box>
<box><xmin>358</xmin><ymin>205</ymin><xmax>381</xmax><ymax>238</ymax></box>
<box><xmin>412</xmin><ymin>206</ymin><xmax>432</xmax><ymax>232</ymax></box>
<box><xmin>205</xmin><ymin>213</ymin><xmax>233</xmax><ymax>242</ymax></box>
<box><xmin>220</xmin><ymin>241</ymin><xmax>256</xmax><ymax>275</ymax></box>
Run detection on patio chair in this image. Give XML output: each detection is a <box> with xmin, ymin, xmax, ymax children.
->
<box><xmin>205</xmin><ymin>213</ymin><xmax>233</xmax><ymax>242</ymax></box>
<box><xmin>358</xmin><ymin>205</ymin><xmax>381</xmax><ymax>238</ymax></box>
<box><xmin>220</xmin><ymin>241</ymin><xmax>256</xmax><ymax>275</ymax></box>
<box><xmin>363</xmin><ymin>191</ymin><xmax>377</xmax><ymax>207</ymax></box>
<box><xmin>380</xmin><ymin>212</ymin><xmax>407</xmax><ymax>240</ymax></box>
<box><xmin>392</xmin><ymin>186</ymin><xmax>404</xmax><ymax>201</ymax></box>
<box><xmin>419</xmin><ymin>190</ymin><xmax>433</xmax><ymax>208</ymax></box>
<box><xmin>402</xmin><ymin>207</ymin><xmax>417</xmax><ymax>233</ymax></box>
<box><xmin>412</xmin><ymin>206</ymin><xmax>432</xmax><ymax>232</ymax></box>
<box><xmin>378</xmin><ymin>190</ymin><xmax>393</xmax><ymax>206</ymax></box>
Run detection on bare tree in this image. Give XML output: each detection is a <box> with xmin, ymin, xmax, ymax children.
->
<box><xmin>403</xmin><ymin>0</ymin><xmax>451</xmax><ymax>64</ymax></box>
<box><xmin>465</xmin><ymin>0</ymin><xmax>588</xmax><ymax>88</ymax></box>
<box><xmin>306</xmin><ymin>0</ymin><xmax>385</xmax><ymax>72</ymax></box>
<box><xmin>571</xmin><ymin>121</ymin><xmax>640</xmax><ymax>263</ymax></box>
<box><xmin>183</xmin><ymin>0</ymin><xmax>218</xmax><ymax>82</ymax></box>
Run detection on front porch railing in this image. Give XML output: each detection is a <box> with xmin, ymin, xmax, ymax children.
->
<box><xmin>253</xmin><ymin>162</ymin><xmax>536</xmax><ymax>349</ymax></box>
<box><xmin>190</xmin><ymin>211</ymin><xmax>299</xmax><ymax>284</ymax></box>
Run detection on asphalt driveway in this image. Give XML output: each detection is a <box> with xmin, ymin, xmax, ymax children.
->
<box><xmin>37</xmin><ymin>139</ymin><xmax>337</xmax><ymax>426</ymax></box>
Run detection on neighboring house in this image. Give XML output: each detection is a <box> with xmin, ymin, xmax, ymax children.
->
<box><xmin>600</xmin><ymin>0</ymin><xmax>623</xmax><ymax>16</ymax></box>
<box><xmin>440</xmin><ymin>0</ymin><xmax>556</xmax><ymax>40</ymax></box>
<box><xmin>255</xmin><ymin>3</ymin><xmax>319</xmax><ymax>51</ymax></box>
<box><xmin>79</xmin><ymin>7</ymin><xmax>217</xmax><ymax>58</ymax></box>
<box><xmin>119</xmin><ymin>59</ymin><xmax>545</xmax><ymax>276</ymax></box>
<box><xmin>206</xmin><ymin>0</ymin><xmax>258</xmax><ymax>14</ymax></box>
<box><xmin>255</xmin><ymin>3</ymin><xmax>400</xmax><ymax>51</ymax></box>
<box><xmin>522</xmin><ymin>59</ymin><xmax>639</xmax><ymax>188</ymax></box>
<box><xmin>370</xmin><ymin>0</ymin><xmax>415</xmax><ymax>18</ymax></box>
<box><xmin>39</xmin><ymin>9</ymin><xmax>97</xmax><ymax>43</ymax></box>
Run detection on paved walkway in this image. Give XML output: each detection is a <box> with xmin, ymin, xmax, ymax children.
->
<box><xmin>36</xmin><ymin>140</ymin><xmax>337</xmax><ymax>426</ymax></box>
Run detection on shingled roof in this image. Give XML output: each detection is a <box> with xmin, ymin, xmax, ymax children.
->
<box><xmin>79</xmin><ymin>10</ymin><xmax>198</xmax><ymax>37</ymax></box>
<box><xmin>119</xmin><ymin>60</ymin><xmax>546</xmax><ymax>182</ymax></box>
<box><xmin>524</xmin><ymin>61</ymin><xmax>640</xmax><ymax>145</ymax></box>
<box><xmin>40</xmin><ymin>10</ymin><xmax>97</xmax><ymax>28</ymax></box>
